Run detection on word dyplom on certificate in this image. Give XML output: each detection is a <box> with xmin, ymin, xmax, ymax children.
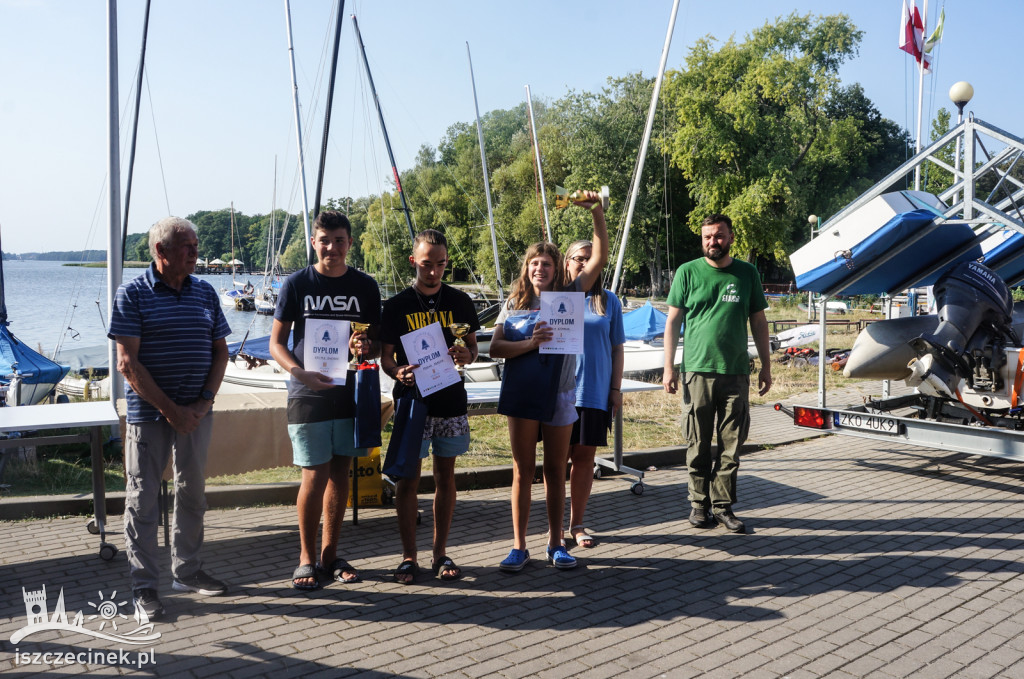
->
<box><xmin>400</xmin><ymin>321</ymin><xmax>461</xmax><ymax>397</ymax></box>
<box><xmin>304</xmin><ymin>318</ymin><xmax>351</xmax><ymax>385</ymax></box>
<box><xmin>539</xmin><ymin>291</ymin><xmax>584</xmax><ymax>354</ymax></box>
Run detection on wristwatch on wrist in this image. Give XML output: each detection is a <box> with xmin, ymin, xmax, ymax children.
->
<box><xmin>200</xmin><ymin>389</ymin><xmax>216</xmax><ymax>403</ymax></box>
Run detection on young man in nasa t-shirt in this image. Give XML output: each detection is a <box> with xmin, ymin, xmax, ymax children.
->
<box><xmin>270</xmin><ymin>211</ymin><xmax>381</xmax><ymax>591</ymax></box>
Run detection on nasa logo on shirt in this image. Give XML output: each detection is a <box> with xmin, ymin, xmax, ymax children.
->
<box><xmin>304</xmin><ymin>295</ymin><xmax>361</xmax><ymax>313</ymax></box>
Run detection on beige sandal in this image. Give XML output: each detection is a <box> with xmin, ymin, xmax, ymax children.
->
<box><xmin>569</xmin><ymin>525</ymin><xmax>596</xmax><ymax>548</ymax></box>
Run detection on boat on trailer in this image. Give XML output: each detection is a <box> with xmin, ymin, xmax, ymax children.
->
<box><xmin>779</xmin><ymin>115</ymin><xmax>1024</xmax><ymax>463</ymax></box>
<box><xmin>790</xmin><ymin>190</ymin><xmax>984</xmax><ymax>295</ymax></box>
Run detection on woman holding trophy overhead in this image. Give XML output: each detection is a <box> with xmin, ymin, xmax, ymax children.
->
<box><xmin>563</xmin><ymin>238</ymin><xmax>625</xmax><ymax>550</ymax></box>
<box><xmin>489</xmin><ymin>189</ymin><xmax>608</xmax><ymax>572</ymax></box>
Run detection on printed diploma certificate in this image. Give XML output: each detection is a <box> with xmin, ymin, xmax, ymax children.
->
<box><xmin>539</xmin><ymin>291</ymin><xmax>584</xmax><ymax>354</ymax></box>
<box><xmin>304</xmin><ymin>319</ymin><xmax>351</xmax><ymax>385</ymax></box>
<box><xmin>400</xmin><ymin>321</ymin><xmax>461</xmax><ymax>397</ymax></box>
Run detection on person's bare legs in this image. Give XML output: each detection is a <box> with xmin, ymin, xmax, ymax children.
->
<box><xmin>295</xmin><ymin>462</ymin><xmax>331</xmax><ymax>588</ymax></box>
<box><xmin>541</xmin><ymin>423</ymin><xmax>573</xmax><ymax>550</ymax></box>
<box><xmin>508</xmin><ymin>417</ymin><xmax>540</xmax><ymax>550</ymax></box>
<box><xmin>568</xmin><ymin>443</ymin><xmax>597</xmax><ymax>545</ymax></box>
<box><xmin>432</xmin><ymin>455</ymin><xmax>458</xmax><ymax>576</ymax></box>
<box><xmin>320</xmin><ymin>455</ymin><xmax>358</xmax><ymax>582</ymax></box>
<box><xmin>394</xmin><ymin>458</ymin><xmax>424</xmax><ymax>583</ymax></box>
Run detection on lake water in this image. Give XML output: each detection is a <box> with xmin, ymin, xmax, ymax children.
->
<box><xmin>1</xmin><ymin>260</ymin><xmax>276</xmax><ymax>361</ymax></box>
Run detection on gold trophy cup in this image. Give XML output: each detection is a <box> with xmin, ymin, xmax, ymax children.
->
<box><xmin>448</xmin><ymin>323</ymin><xmax>472</xmax><ymax>376</ymax></box>
<box><xmin>350</xmin><ymin>321</ymin><xmax>371</xmax><ymax>369</ymax></box>
<box><xmin>554</xmin><ymin>185</ymin><xmax>610</xmax><ymax>211</ymax></box>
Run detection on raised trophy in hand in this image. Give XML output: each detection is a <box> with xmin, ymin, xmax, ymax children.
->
<box><xmin>554</xmin><ymin>185</ymin><xmax>610</xmax><ymax>211</ymax></box>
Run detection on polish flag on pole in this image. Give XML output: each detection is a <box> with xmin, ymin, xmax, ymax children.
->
<box><xmin>900</xmin><ymin>0</ymin><xmax>930</xmax><ymax>72</ymax></box>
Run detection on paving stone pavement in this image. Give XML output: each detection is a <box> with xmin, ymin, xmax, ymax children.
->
<box><xmin>4</xmin><ymin>411</ymin><xmax>1024</xmax><ymax>678</ymax></box>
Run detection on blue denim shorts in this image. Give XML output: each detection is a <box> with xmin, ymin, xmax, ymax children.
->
<box><xmin>288</xmin><ymin>418</ymin><xmax>370</xmax><ymax>467</ymax></box>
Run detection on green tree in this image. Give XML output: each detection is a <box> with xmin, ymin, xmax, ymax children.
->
<box><xmin>555</xmin><ymin>73</ymin><xmax>696</xmax><ymax>294</ymax></box>
<box><xmin>127</xmin><ymin>232</ymin><xmax>151</xmax><ymax>262</ymax></box>
<box><xmin>280</xmin><ymin>236</ymin><xmax>307</xmax><ymax>271</ymax></box>
<box><xmin>809</xmin><ymin>83</ymin><xmax>912</xmax><ymax>215</ymax></box>
<box><xmin>436</xmin><ymin>105</ymin><xmax>534</xmax><ymax>293</ymax></box>
<box><xmin>924</xmin><ymin>107</ymin><xmax>954</xmax><ymax>197</ymax></box>
<box><xmin>188</xmin><ymin>209</ymin><xmax>233</xmax><ymax>263</ymax></box>
<box><xmin>662</xmin><ymin>13</ymin><xmax>871</xmax><ymax>261</ymax></box>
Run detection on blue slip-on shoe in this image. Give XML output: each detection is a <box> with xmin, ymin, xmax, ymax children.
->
<box><xmin>498</xmin><ymin>548</ymin><xmax>530</xmax><ymax>572</ymax></box>
<box><xmin>546</xmin><ymin>545</ymin><xmax>578</xmax><ymax>570</ymax></box>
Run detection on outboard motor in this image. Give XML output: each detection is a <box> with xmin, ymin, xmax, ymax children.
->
<box><xmin>907</xmin><ymin>261</ymin><xmax>1016</xmax><ymax>399</ymax></box>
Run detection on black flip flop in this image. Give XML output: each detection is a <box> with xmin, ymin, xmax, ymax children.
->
<box><xmin>320</xmin><ymin>558</ymin><xmax>361</xmax><ymax>584</ymax></box>
<box><xmin>393</xmin><ymin>559</ymin><xmax>418</xmax><ymax>585</ymax></box>
<box><xmin>431</xmin><ymin>556</ymin><xmax>463</xmax><ymax>581</ymax></box>
<box><xmin>291</xmin><ymin>563</ymin><xmax>321</xmax><ymax>591</ymax></box>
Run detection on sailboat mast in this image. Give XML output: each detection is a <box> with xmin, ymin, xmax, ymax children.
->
<box><xmin>107</xmin><ymin>0</ymin><xmax>124</xmax><ymax>403</ymax></box>
<box><xmin>229</xmin><ymin>202</ymin><xmax>236</xmax><ymax>284</ymax></box>
<box><xmin>466</xmin><ymin>43</ymin><xmax>504</xmax><ymax>302</ymax></box>
<box><xmin>0</xmin><ymin>228</ymin><xmax>7</xmax><ymax>326</ymax></box>
<box><xmin>525</xmin><ymin>85</ymin><xmax>552</xmax><ymax>243</ymax></box>
<box><xmin>284</xmin><ymin>0</ymin><xmax>313</xmax><ymax>264</ymax></box>
<box><xmin>312</xmin><ymin>0</ymin><xmax>346</xmax><ymax>222</ymax></box>
<box><xmin>610</xmin><ymin>0</ymin><xmax>680</xmax><ymax>294</ymax></box>
<box><xmin>120</xmin><ymin>0</ymin><xmax>152</xmax><ymax>262</ymax></box>
<box><xmin>351</xmin><ymin>14</ymin><xmax>416</xmax><ymax>242</ymax></box>
<box><xmin>265</xmin><ymin>156</ymin><xmax>278</xmax><ymax>288</ymax></box>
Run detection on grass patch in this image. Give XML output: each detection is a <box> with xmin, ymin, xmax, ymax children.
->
<box><xmin>3</xmin><ymin>456</ymin><xmax>124</xmax><ymax>496</ymax></box>
<box><xmin>207</xmin><ymin>466</ymin><xmax>301</xmax><ymax>485</ymax></box>
<box><xmin>62</xmin><ymin>260</ymin><xmax>149</xmax><ymax>268</ymax></box>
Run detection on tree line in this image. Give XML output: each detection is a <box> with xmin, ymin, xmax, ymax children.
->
<box><xmin>131</xmin><ymin>14</ymin><xmax>919</xmax><ymax>295</ymax></box>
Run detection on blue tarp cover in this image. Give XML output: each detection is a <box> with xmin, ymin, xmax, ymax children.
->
<box><xmin>227</xmin><ymin>332</ymin><xmax>293</xmax><ymax>361</ymax></box>
<box><xmin>622</xmin><ymin>301</ymin><xmax>670</xmax><ymax>341</ymax></box>
<box><xmin>794</xmin><ymin>210</ymin><xmax>984</xmax><ymax>294</ymax></box>
<box><xmin>0</xmin><ymin>324</ymin><xmax>70</xmax><ymax>386</ymax></box>
<box><xmin>982</xmin><ymin>231</ymin><xmax>1024</xmax><ymax>285</ymax></box>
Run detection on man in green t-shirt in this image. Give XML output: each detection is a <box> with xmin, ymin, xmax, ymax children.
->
<box><xmin>663</xmin><ymin>213</ymin><xmax>773</xmax><ymax>533</ymax></box>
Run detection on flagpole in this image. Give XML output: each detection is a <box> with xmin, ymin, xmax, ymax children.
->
<box><xmin>913</xmin><ymin>0</ymin><xmax>929</xmax><ymax>190</ymax></box>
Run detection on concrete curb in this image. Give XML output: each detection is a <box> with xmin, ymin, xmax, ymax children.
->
<box><xmin>0</xmin><ymin>446</ymin><xmax>688</xmax><ymax>520</ymax></box>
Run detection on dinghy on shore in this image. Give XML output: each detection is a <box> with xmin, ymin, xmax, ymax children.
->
<box><xmin>0</xmin><ymin>234</ymin><xmax>69</xmax><ymax>405</ymax></box>
<box><xmin>790</xmin><ymin>191</ymin><xmax>984</xmax><ymax>295</ymax></box>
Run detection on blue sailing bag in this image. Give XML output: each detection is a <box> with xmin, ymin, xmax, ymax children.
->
<box><xmin>382</xmin><ymin>386</ymin><xmax>428</xmax><ymax>480</ymax></box>
<box><xmin>353</xmin><ymin>363</ymin><xmax>383</xmax><ymax>449</ymax></box>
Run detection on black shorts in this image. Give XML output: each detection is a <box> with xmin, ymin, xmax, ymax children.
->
<box><xmin>570</xmin><ymin>406</ymin><xmax>611</xmax><ymax>447</ymax></box>
<box><xmin>287</xmin><ymin>395</ymin><xmax>356</xmax><ymax>424</ymax></box>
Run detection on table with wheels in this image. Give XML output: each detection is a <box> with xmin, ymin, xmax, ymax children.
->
<box><xmin>0</xmin><ymin>401</ymin><xmax>120</xmax><ymax>560</ymax></box>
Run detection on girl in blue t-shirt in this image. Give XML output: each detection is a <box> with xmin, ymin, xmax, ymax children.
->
<box><xmin>563</xmin><ymin>240</ymin><xmax>625</xmax><ymax>549</ymax></box>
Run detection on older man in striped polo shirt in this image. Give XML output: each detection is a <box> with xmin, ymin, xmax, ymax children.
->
<box><xmin>109</xmin><ymin>216</ymin><xmax>231</xmax><ymax>620</ymax></box>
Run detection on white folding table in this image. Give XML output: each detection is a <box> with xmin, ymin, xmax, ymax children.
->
<box><xmin>0</xmin><ymin>401</ymin><xmax>121</xmax><ymax>560</ymax></box>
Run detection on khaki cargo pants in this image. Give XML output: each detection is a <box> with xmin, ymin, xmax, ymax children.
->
<box><xmin>681</xmin><ymin>372</ymin><xmax>750</xmax><ymax>510</ymax></box>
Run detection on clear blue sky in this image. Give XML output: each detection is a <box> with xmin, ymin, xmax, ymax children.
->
<box><xmin>1</xmin><ymin>0</ymin><xmax>1018</xmax><ymax>254</ymax></box>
